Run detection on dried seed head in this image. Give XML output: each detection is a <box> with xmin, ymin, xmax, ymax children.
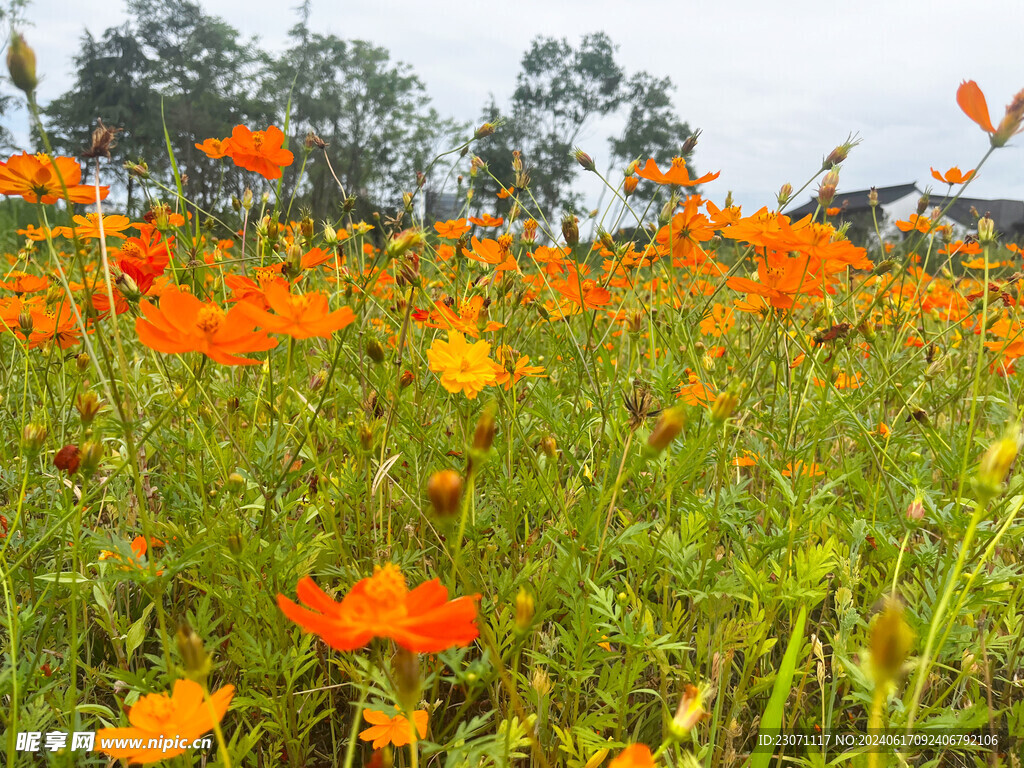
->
<box><xmin>83</xmin><ymin>119</ymin><xmax>122</xmax><ymax>160</ymax></box>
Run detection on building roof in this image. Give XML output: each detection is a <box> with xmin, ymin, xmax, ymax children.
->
<box><xmin>786</xmin><ymin>183</ymin><xmax>1024</xmax><ymax>235</ymax></box>
<box><xmin>786</xmin><ymin>183</ymin><xmax>919</xmax><ymax>219</ymax></box>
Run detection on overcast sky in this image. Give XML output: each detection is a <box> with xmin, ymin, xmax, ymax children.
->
<box><xmin>5</xmin><ymin>0</ymin><xmax>1024</xmax><ymax>212</ymax></box>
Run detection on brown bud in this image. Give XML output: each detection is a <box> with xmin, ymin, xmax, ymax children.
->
<box><xmin>681</xmin><ymin>129</ymin><xmax>701</xmax><ymax>155</ymax></box>
<box><xmin>427</xmin><ymin>469</ymin><xmax>463</xmax><ymax>517</ymax></box>
<box><xmin>472</xmin><ymin>406</ymin><xmax>496</xmax><ymax>452</ymax></box>
<box><xmin>573</xmin><ymin>147</ymin><xmax>596</xmax><ymax>172</ymax></box>
<box><xmin>539</xmin><ymin>435</ymin><xmax>557</xmax><ymax>459</ymax></box>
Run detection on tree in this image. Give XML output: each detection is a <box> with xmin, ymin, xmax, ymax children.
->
<box><xmin>607</xmin><ymin>72</ymin><xmax>695</xmax><ymax>219</ymax></box>
<box><xmin>45</xmin><ymin>0</ymin><xmax>274</xmax><ymax>214</ymax></box>
<box><xmin>45</xmin><ymin>25</ymin><xmax>161</xmax><ymax>210</ymax></box>
<box><xmin>472</xmin><ymin>33</ymin><xmax>623</xmax><ymax>222</ymax></box>
<box><xmin>273</xmin><ymin>9</ymin><xmax>462</xmax><ymax>222</ymax></box>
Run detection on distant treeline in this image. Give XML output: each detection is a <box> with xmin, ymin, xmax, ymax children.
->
<box><xmin>16</xmin><ymin>0</ymin><xmax>700</xmax><ymax>224</ymax></box>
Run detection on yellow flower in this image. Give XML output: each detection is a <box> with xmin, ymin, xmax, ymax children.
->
<box><xmin>426</xmin><ymin>331</ymin><xmax>500</xmax><ymax>399</ymax></box>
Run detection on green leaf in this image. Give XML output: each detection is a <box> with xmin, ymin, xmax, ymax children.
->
<box><xmin>748</xmin><ymin>605</ymin><xmax>807</xmax><ymax>768</ymax></box>
<box><xmin>124</xmin><ymin>603</ymin><xmax>155</xmax><ymax>657</ymax></box>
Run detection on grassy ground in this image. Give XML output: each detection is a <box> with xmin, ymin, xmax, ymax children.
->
<box><xmin>1</xmin><ymin>83</ymin><xmax>1023</xmax><ymax>768</ymax></box>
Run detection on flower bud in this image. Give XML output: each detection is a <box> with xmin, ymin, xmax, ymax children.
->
<box><xmin>240</xmin><ymin>188</ymin><xmax>253</xmax><ymax>212</ymax></box>
<box><xmin>974</xmin><ymin>425</ymin><xmax>1020</xmax><ymax>500</ymax></box>
<box><xmin>6</xmin><ymin>32</ymin><xmax>37</xmax><ymax>95</ymax></box>
<box><xmin>776</xmin><ymin>183</ymin><xmax>793</xmax><ymax>207</ymax></box>
<box><xmin>359</xmin><ymin>423</ymin><xmax>374</xmax><ymax>452</ymax></box>
<box><xmin>916</xmin><ymin>194</ymin><xmax>929</xmax><ymax>216</ymax></box>
<box><xmin>681</xmin><ymin>130</ymin><xmax>701</xmax><ymax>156</ymax></box>
<box><xmin>400</xmin><ymin>370</ymin><xmax>415</xmax><ymax>389</ymax></box>
<box><xmin>226</xmin><ymin>472</ymin><xmax>246</xmax><ymax>495</ymax></box>
<box><xmin>561</xmin><ymin>214</ymin><xmax>579</xmax><ymax>247</ymax></box>
<box><xmin>515</xmin><ymin>586</ymin><xmax>535</xmax><ymax>632</ymax></box>
<box><xmin>309</xmin><ymin>369</ymin><xmax>328</xmax><ymax>391</ymax></box>
<box><xmin>76</xmin><ymin>352</ymin><xmax>90</xmax><ymax>372</ymax></box>
<box><xmin>22</xmin><ymin>423</ymin><xmax>47</xmax><ymax>454</ymax></box>
<box><xmin>817</xmin><ymin>169</ymin><xmax>840</xmax><ymax>207</ymax></box>
<box><xmin>366</xmin><ymin>339</ymin><xmax>386</xmax><ymax>363</ymax></box>
<box><xmin>668</xmin><ymin>684</ymin><xmax>707</xmax><ymax>742</ymax></box>
<box><xmin>392</xmin><ymin>647</ymin><xmax>421</xmax><ymax>716</ymax></box>
<box><xmin>473</xmin><ymin>405</ymin><xmax>496</xmax><ymax>452</ymax></box>
<box><xmin>79</xmin><ymin>439</ymin><xmax>104</xmax><ymax>475</ymax></box>
<box><xmin>427</xmin><ymin>469</ymin><xmax>462</xmax><ymax>517</ymax></box>
<box><xmin>75</xmin><ymin>391</ymin><xmax>104</xmax><ymax>426</ymax></box>
<box><xmin>906</xmin><ymin>495</ymin><xmax>925</xmax><ymax>522</ymax></box>
<box><xmin>647</xmin><ymin>406</ymin><xmax>685</xmax><ymax>453</ymax></box>
<box><xmin>868</xmin><ymin>186</ymin><xmax>879</xmax><ymax>207</ymax></box>
<box><xmin>868</xmin><ymin>600</ymin><xmax>914</xmax><ymax>685</ymax></box>
<box><xmin>227</xmin><ymin>530</ymin><xmax>244</xmax><ymax>555</ymax></box>
<box><xmin>977</xmin><ymin>214</ymin><xmax>996</xmax><ymax>244</ymax></box>
<box><xmin>539</xmin><ymin>435</ymin><xmax>557</xmax><ymax>459</ymax></box>
<box><xmin>573</xmin><ymin>147</ymin><xmax>596</xmax><ymax>172</ymax></box>
<box><xmin>176</xmin><ymin>622</ymin><xmax>212</xmax><ymax>682</ymax></box>
<box><xmin>992</xmin><ymin>87</ymin><xmax>1024</xmax><ymax>148</ymax></box>
<box><xmin>623</xmin><ymin>176</ymin><xmax>638</xmax><ymax>196</ymax></box>
<box><xmin>711</xmin><ymin>388</ymin><xmax>740</xmax><ymax>423</ymax></box>
<box><xmin>474</xmin><ymin>122</ymin><xmax>496</xmax><ymax>139</ymax></box>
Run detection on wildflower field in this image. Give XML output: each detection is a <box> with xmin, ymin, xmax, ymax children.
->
<box><xmin>3</xmin><ymin>28</ymin><xmax>1024</xmax><ymax>768</ymax></box>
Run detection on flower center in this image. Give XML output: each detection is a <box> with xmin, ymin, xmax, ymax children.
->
<box><xmin>252</xmin><ymin>131</ymin><xmax>265</xmax><ymax>151</ymax></box>
<box><xmin>670</xmin><ymin>156</ymin><xmax>686</xmax><ymax>170</ymax></box>
<box><xmin>364</xmin><ymin>563</ymin><xmax>408</xmax><ymax>605</ymax></box>
<box><xmin>196</xmin><ymin>305</ymin><xmax>225</xmax><ymax>334</ymax></box>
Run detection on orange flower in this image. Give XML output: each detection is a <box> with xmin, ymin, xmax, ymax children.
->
<box><xmin>195</xmin><ymin>137</ymin><xmax>231</xmax><ymax>159</ymax></box>
<box><xmin>426</xmin><ymin>331</ymin><xmax>500</xmax><ymax>398</ymax></box>
<box><xmin>782</xmin><ymin>460</ymin><xmax>823</xmax><ymax>478</ymax></box>
<box><xmin>957</xmin><ymin>80</ymin><xmax>1024</xmax><ymax>147</ymax></box>
<box><xmin>468</xmin><ymin>213</ymin><xmax>503</xmax><ymax>227</ymax></box>
<box><xmin>99</xmin><ymin>535</ymin><xmax>164</xmax><ymax>575</ymax></box>
<box><xmin>277</xmin><ymin>563</ymin><xmax>480</xmax><ymax>653</ymax></box>
<box><xmin>894</xmin><ymin>214</ymin><xmax>932</xmax><ymax>234</ymax></box>
<box><xmin>223</xmin><ymin>125</ymin><xmax>294</xmax><ymax>179</ymax></box>
<box><xmin>95</xmin><ymin>679</ymin><xmax>234</xmax><ymax>765</ymax></box>
<box><xmin>135</xmin><ymin>286</ymin><xmax>278</xmax><ymax>366</ymax></box>
<box><xmin>635</xmin><ymin>157</ymin><xmax>720</xmax><ymax>186</ymax></box>
<box><xmin>699</xmin><ymin>303</ymin><xmax>734</xmax><ymax>337</ymax></box>
<box><xmin>359</xmin><ymin>709</ymin><xmax>428</xmax><ymax>749</ymax></box>
<box><xmin>609</xmin><ymin>744</ymin><xmax>656</xmax><ymax>768</ymax></box>
<box><xmin>930</xmin><ymin>166</ymin><xmax>975</xmax><ymax>185</ymax></box>
<box><xmin>434</xmin><ymin>218</ymin><xmax>471</xmax><ymax>238</ymax></box>
<box><xmin>55</xmin><ymin>213</ymin><xmax>131</xmax><ymax>240</ymax></box>
<box><xmin>0</xmin><ymin>152</ymin><xmax>109</xmax><ymax>204</ymax></box>
<box><xmin>493</xmin><ymin>348</ymin><xmax>545</xmax><ymax>390</ymax></box>
<box><xmin>236</xmin><ymin>281</ymin><xmax>356</xmax><ymax>339</ymax></box>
